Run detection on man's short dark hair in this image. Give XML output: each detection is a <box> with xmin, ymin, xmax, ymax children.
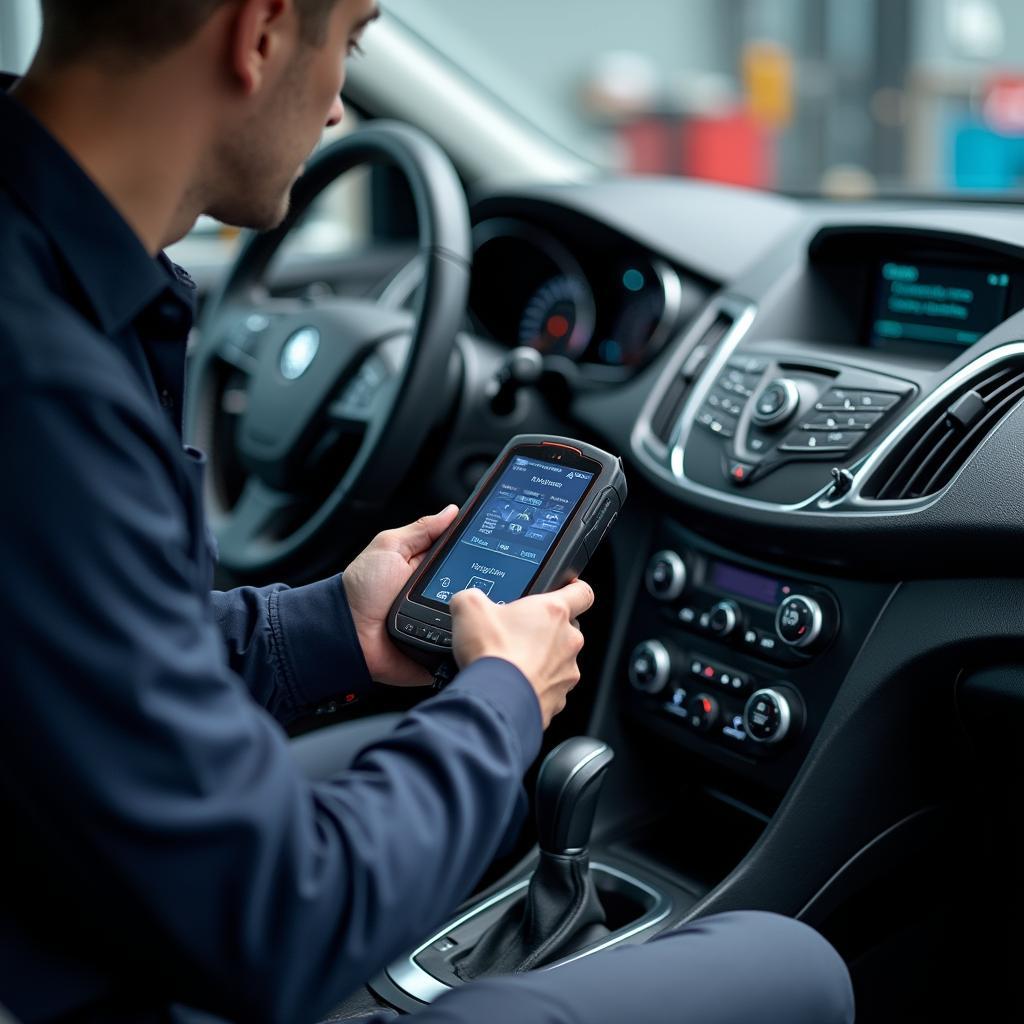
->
<box><xmin>39</xmin><ymin>0</ymin><xmax>340</xmax><ymax>66</ymax></box>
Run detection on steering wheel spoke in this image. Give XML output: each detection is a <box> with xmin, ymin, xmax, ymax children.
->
<box><xmin>215</xmin><ymin>478</ymin><xmax>299</xmax><ymax>567</ymax></box>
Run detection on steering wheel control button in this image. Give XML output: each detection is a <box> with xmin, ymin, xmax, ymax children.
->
<box><xmin>629</xmin><ymin>640</ymin><xmax>673</xmax><ymax>694</ymax></box>
<box><xmin>752</xmin><ymin>378</ymin><xmax>800</xmax><ymax>429</ymax></box>
<box><xmin>744</xmin><ymin>689</ymin><xmax>793</xmax><ymax>744</ymax></box>
<box><xmin>687</xmin><ymin>693</ymin><xmax>720</xmax><ymax>732</ymax></box>
<box><xmin>708</xmin><ymin>600</ymin><xmax>741</xmax><ymax>638</ymax></box>
<box><xmin>645</xmin><ymin>551</ymin><xmax>687</xmax><ymax>601</ymax></box>
<box><xmin>776</xmin><ymin>595</ymin><xmax>824</xmax><ymax>648</ymax></box>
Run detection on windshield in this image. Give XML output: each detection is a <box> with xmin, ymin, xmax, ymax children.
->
<box><xmin>387</xmin><ymin>0</ymin><xmax>1024</xmax><ymax>199</ymax></box>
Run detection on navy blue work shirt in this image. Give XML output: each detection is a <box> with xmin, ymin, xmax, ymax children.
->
<box><xmin>0</xmin><ymin>86</ymin><xmax>542</xmax><ymax>1023</ymax></box>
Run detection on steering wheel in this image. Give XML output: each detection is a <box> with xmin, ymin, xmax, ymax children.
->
<box><xmin>186</xmin><ymin>122</ymin><xmax>471</xmax><ymax>578</ymax></box>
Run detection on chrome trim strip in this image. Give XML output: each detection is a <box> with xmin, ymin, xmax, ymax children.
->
<box><xmin>645</xmin><ymin>259</ymin><xmax>685</xmax><ymax>359</ymax></box>
<box><xmin>386</xmin><ymin>877</ymin><xmax>532</xmax><ymax>1003</ymax></box>
<box><xmin>384</xmin><ymin>862</ymin><xmax>670</xmax><ymax>1003</ymax></box>
<box><xmin>633</xmin><ymin>296</ymin><xmax>1024</xmax><ymax>518</ymax></box>
<box><xmin>825</xmin><ymin>340</ymin><xmax>1024</xmax><ymax>511</ymax></box>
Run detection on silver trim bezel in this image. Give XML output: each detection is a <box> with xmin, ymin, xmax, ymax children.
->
<box><xmin>385</xmin><ymin>862</ymin><xmax>671</xmax><ymax>1003</ymax></box>
<box><xmin>644</xmin><ymin>550</ymin><xmax>687</xmax><ymax>601</ymax></box>
<box><xmin>628</xmin><ymin>640</ymin><xmax>672</xmax><ymax>694</ymax></box>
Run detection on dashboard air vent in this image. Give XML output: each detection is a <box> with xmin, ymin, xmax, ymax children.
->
<box><xmin>651</xmin><ymin>311</ymin><xmax>734</xmax><ymax>444</ymax></box>
<box><xmin>863</xmin><ymin>359</ymin><xmax>1024</xmax><ymax>500</ymax></box>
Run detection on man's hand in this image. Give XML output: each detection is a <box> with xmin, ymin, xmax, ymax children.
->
<box><xmin>343</xmin><ymin>505</ymin><xmax>459</xmax><ymax>686</ymax></box>
<box><xmin>450</xmin><ymin>579</ymin><xmax>595</xmax><ymax>729</ymax></box>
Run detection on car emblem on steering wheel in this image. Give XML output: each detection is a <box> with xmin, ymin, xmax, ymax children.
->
<box><xmin>279</xmin><ymin>327</ymin><xmax>320</xmax><ymax>380</ymax></box>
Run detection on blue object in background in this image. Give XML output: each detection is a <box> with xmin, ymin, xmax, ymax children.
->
<box><xmin>951</xmin><ymin>117</ymin><xmax>1024</xmax><ymax>190</ymax></box>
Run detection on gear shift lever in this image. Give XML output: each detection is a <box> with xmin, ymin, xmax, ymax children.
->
<box><xmin>454</xmin><ymin>737</ymin><xmax>615</xmax><ymax>979</ymax></box>
<box><xmin>535</xmin><ymin>736</ymin><xmax>615</xmax><ymax>854</ymax></box>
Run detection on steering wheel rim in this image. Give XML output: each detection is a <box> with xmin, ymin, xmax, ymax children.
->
<box><xmin>186</xmin><ymin>121</ymin><xmax>471</xmax><ymax>578</ymax></box>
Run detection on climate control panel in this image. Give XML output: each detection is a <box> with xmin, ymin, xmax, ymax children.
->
<box><xmin>623</xmin><ymin>525</ymin><xmax>894</xmax><ymax>788</ymax></box>
<box><xmin>645</xmin><ymin>549</ymin><xmax>839</xmax><ymax>665</ymax></box>
<box><xmin>628</xmin><ymin>639</ymin><xmax>805</xmax><ymax>753</ymax></box>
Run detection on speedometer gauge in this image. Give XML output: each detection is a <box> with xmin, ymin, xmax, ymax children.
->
<box><xmin>518</xmin><ymin>275</ymin><xmax>595</xmax><ymax>359</ymax></box>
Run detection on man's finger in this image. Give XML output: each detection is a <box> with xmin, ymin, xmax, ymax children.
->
<box><xmin>557</xmin><ymin>579</ymin><xmax>595</xmax><ymax>620</ymax></box>
<box><xmin>390</xmin><ymin>505</ymin><xmax>458</xmax><ymax>560</ymax></box>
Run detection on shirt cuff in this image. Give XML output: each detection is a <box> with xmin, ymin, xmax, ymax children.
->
<box><xmin>268</xmin><ymin>573</ymin><xmax>373</xmax><ymax>712</ymax></box>
<box><xmin>443</xmin><ymin>657</ymin><xmax>544</xmax><ymax>773</ymax></box>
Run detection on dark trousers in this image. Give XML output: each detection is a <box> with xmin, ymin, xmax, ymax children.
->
<box><xmin>292</xmin><ymin>719</ymin><xmax>855</xmax><ymax>1024</ymax></box>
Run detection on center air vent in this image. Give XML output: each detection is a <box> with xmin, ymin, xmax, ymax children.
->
<box><xmin>863</xmin><ymin>358</ymin><xmax>1024</xmax><ymax>500</ymax></box>
<box><xmin>650</xmin><ymin>311</ymin><xmax>734</xmax><ymax>444</ymax></box>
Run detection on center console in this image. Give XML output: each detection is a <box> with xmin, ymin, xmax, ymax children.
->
<box><xmin>622</xmin><ymin>520</ymin><xmax>893</xmax><ymax>795</ymax></box>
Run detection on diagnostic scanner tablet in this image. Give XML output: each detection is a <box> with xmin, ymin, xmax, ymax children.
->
<box><xmin>387</xmin><ymin>435</ymin><xmax>627</xmax><ymax>665</ymax></box>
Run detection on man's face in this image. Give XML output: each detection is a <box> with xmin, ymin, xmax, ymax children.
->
<box><xmin>208</xmin><ymin>0</ymin><xmax>378</xmax><ymax>230</ymax></box>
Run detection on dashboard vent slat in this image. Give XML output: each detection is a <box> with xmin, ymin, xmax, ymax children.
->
<box><xmin>651</xmin><ymin>312</ymin><xmax>733</xmax><ymax>444</ymax></box>
<box><xmin>864</xmin><ymin>359</ymin><xmax>1024</xmax><ymax>501</ymax></box>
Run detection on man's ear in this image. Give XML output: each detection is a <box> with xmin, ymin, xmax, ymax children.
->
<box><xmin>227</xmin><ymin>0</ymin><xmax>295</xmax><ymax>95</ymax></box>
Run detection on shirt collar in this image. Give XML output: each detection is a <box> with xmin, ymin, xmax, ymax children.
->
<box><xmin>0</xmin><ymin>84</ymin><xmax>191</xmax><ymax>336</ymax></box>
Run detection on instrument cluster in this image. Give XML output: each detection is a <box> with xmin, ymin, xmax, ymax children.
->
<box><xmin>468</xmin><ymin>216</ymin><xmax>707</xmax><ymax>373</ymax></box>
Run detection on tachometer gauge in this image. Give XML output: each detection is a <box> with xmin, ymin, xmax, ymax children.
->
<box><xmin>518</xmin><ymin>275</ymin><xmax>596</xmax><ymax>359</ymax></box>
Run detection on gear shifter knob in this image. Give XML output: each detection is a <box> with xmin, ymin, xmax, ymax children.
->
<box><xmin>535</xmin><ymin>736</ymin><xmax>614</xmax><ymax>855</ymax></box>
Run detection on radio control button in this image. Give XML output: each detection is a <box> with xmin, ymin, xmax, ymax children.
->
<box><xmin>780</xmin><ymin>430</ymin><xmax>858</xmax><ymax>453</ymax></box>
<box><xmin>752</xmin><ymin>378</ymin><xmax>800</xmax><ymax>429</ymax></box>
<box><xmin>645</xmin><ymin>550</ymin><xmax>687</xmax><ymax>601</ymax></box>
<box><xmin>815</xmin><ymin>389</ymin><xmax>901</xmax><ymax>413</ymax></box>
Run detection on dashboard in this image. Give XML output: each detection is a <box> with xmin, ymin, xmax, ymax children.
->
<box><xmin>446</xmin><ymin>179</ymin><xmax>1024</xmax><ymax>1015</ymax></box>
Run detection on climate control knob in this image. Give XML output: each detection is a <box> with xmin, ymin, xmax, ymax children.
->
<box><xmin>628</xmin><ymin>640</ymin><xmax>673</xmax><ymax>695</ymax></box>
<box><xmin>775</xmin><ymin>595</ymin><xmax>824</xmax><ymax>649</ymax></box>
<box><xmin>645</xmin><ymin>550</ymin><xmax>687</xmax><ymax>601</ymax></box>
<box><xmin>687</xmin><ymin>693</ymin><xmax>719</xmax><ymax>732</ymax></box>
<box><xmin>708</xmin><ymin>600</ymin><xmax>741</xmax><ymax>638</ymax></box>
<box><xmin>743</xmin><ymin>688</ymin><xmax>795</xmax><ymax>745</ymax></box>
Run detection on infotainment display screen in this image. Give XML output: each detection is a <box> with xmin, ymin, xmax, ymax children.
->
<box><xmin>869</xmin><ymin>261</ymin><xmax>1012</xmax><ymax>349</ymax></box>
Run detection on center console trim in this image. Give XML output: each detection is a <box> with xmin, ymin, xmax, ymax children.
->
<box><xmin>633</xmin><ymin>295</ymin><xmax>1024</xmax><ymax>518</ymax></box>
<box><xmin>385</xmin><ymin>862</ymin><xmax>671</xmax><ymax>1004</ymax></box>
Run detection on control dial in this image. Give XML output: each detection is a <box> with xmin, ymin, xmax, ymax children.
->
<box><xmin>743</xmin><ymin>688</ymin><xmax>796</xmax><ymax>745</ymax></box>
<box><xmin>707</xmin><ymin>600</ymin><xmax>741</xmax><ymax>638</ymax></box>
<box><xmin>752</xmin><ymin>378</ymin><xmax>800</xmax><ymax>429</ymax></box>
<box><xmin>628</xmin><ymin>640</ymin><xmax>673</xmax><ymax>695</ymax></box>
<box><xmin>645</xmin><ymin>550</ymin><xmax>687</xmax><ymax>601</ymax></box>
<box><xmin>686</xmin><ymin>693</ymin><xmax>719</xmax><ymax>732</ymax></box>
<box><xmin>776</xmin><ymin>595</ymin><xmax>824</xmax><ymax>649</ymax></box>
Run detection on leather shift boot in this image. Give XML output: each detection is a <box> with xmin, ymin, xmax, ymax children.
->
<box><xmin>454</xmin><ymin>850</ymin><xmax>608</xmax><ymax>980</ymax></box>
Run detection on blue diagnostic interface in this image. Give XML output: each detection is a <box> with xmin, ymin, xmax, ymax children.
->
<box><xmin>418</xmin><ymin>456</ymin><xmax>595</xmax><ymax>607</ymax></box>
